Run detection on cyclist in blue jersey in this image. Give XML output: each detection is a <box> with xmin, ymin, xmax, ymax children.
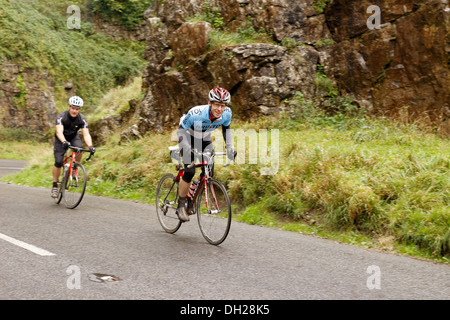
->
<box><xmin>176</xmin><ymin>87</ymin><xmax>236</xmax><ymax>222</ymax></box>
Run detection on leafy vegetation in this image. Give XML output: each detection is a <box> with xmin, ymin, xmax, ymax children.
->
<box><xmin>189</xmin><ymin>2</ymin><xmax>224</xmax><ymax>29</ymax></box>
<box><xmin>88</xmin><ymin>0</ymin><xmax>152</xmax><ymax>28</ymax></box>
<box><xmin>90</xmin><ymin>76</ymin><xmax>144</xmax><ymax>122</ymax></box>
<box><xmin>314</xmin><ymin>65</ymin><xmax>338</xmax><ymax>97</ymax></box>
<box><xmin>0</xmin><ymin>0</ymin><xmax>147</xmax><ymax>110</ymax></box>
<box><xmin>208</xmin><ymin>27</ymin><xmax>274</xmax><ymax>49</ymax></box>
<box><xmin>187</xmin><ymin>3</ymin><xmax>274</xmax><ymax>49</ymax></box>
<box><xmin>312</xmin><ymin>0</ymin><xmax>330</xmax><ymax>14</ymax></box>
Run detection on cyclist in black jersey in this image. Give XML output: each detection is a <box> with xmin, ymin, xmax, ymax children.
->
<box><xmin>51</xmin><ymin>96</ymin><xmax>95</xmax><ymax>198</ymax></box>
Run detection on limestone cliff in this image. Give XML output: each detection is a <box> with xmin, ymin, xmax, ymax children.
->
<box><xmin>0</xmin><ymin>61</ymin><xmax>57</xmax><ymax>133</ymax></box>
<box><xmin>110</xmin><ymin>0</ymin><xmax>448</xmax><ymax>140</ymax></box>
<box><xmin>325</xmin><ymin>0</ymin><xmax>449</xmax><ymax>123</ymax></box>
<box><xmin>0</xmin><ymin>1</ymin><xmax>147</xmax><ymax>135</ymax></box>
<box><xmin>1</xmin><ymin>0</ymin><xmax>448</xmax><ymax>138</ymax></box>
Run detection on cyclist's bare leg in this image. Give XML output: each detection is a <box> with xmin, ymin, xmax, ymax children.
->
<box><xmin>52</xmin><ymin>166</ymin><xmax>61</xmax><ymax>183</ymax></box>
<box><xmin>75</xmin><ymin>153</ymin><xmax>82</xmax><ymax>163</ymax></box>
<box><xmin>179</xmin><ymin>179</ymin><xmax>190</xmax><ymax>198</ymax></box>
<box><xmin>176</xmin><ymin>179</ymin><xmax>190</xmax><ymax>222</ymax></box>
<box><xmin>51</xmin><ymin>166</ymin><xmax>61</xmax><ymax>198</ymax></box>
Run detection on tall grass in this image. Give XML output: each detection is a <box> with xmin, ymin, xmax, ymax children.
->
<box><xmin>187</xmin><ymin>4</ymin><xmax>274</xmax><ymax>49</ymax></box>
<box><xmin>89</xmin><ymin>77</ymin><xmax>144</xmax><ymax>122</ymax></box>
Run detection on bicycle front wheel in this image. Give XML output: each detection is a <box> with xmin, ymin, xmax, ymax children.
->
<box><xmin>62</xmin><ymin>162</ymin><xmax>87</xmax><ymax>209</ymax></box>
<box><xmin>156</xmin><ymin>173</ymin><xmax>182</xmax><ymax>233</ymax></box>
<box><xmin>196</xmin><ymin>179</ymin><xmax>231</xmax><ymax>245</ymax></box>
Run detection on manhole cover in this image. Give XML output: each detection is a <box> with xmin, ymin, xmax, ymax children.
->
<box><xmin>89</xmin><ymin>273</ymin><xmax>121</xmax><ymax>283</ymax></box>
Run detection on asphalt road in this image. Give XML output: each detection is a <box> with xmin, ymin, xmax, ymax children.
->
<box><xmin>0</xmin><ymin>160</ymin><xmax>449</xmax><ymax>301</ymax></box>
<box><xmin>0</xmin><ymin>159</ymin><xmax>28</xmax><ymax>179</ymax></box>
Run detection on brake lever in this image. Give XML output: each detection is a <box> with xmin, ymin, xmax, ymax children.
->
<box><xmin>86</xmin><ymin>151</ymin><xmax>94</xmax><ymax>161</ymax></box>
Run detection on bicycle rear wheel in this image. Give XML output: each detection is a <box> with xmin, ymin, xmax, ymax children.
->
<box><xmin>196</xmin><ymin>179</ymin><xmax>231</xmax><ymax>245</ymax></box>
<box><xmin>156</xmin><ymin>173</ymin><xmax>182</xmax><ymax>233</ymax></box>
<box><xmin>62</xmin><ymin>162</ymin><xmax>87</xmax><ymax>209</ymax></box>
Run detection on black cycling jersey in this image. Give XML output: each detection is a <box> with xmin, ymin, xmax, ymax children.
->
<box><xmin>55</xmin><ymin>110</ymin><xmax>88</xmax><ymax>141</ymax></box>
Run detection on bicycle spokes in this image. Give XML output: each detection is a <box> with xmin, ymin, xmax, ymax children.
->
<box><xmin>208</xmin><ymin>184</ymin><xmax>222</xmax><ymax>214</ymax></box>
<box><xmin>162</xmin><ymin>181</ymin><xmax>177</xmax><ymax>213</ymax></box>
<box><xmin>62</xmin><ymin>162</ymin><xmax>87</xmax><ymax>209</ymax></box>
<box><xmin>156</xmin><ymin>173</ymin><xmax>182</xmax><ymax>233</ymax></box>
<box><xmin>197</xmin><ymin>179</ymin><xmax>231</xmax><ymax>245</ymax></box>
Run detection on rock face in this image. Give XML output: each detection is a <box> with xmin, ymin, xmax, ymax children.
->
<box><xmin>0</xmin><ymin>60</ymin><xmax>57</xmax><ymax>133</ymax></box>
<box><xmin>325</xmin><ymin>0</ymin><xmax>449</xmax><ymax>123</ymax></box>
<box><xmin>1</xmin><ymin>0</ymin><xmax>448</xmax><ymax>137</ymax></box>
<box><xmin>0</xmin><ymin>15</ymin><xmax>148</xmax><ymax>136</ymax></box>
<box><xmin>124</xmin><ymin>0</ymin><xmax>330</xmax><ymax>135</ymax></box>
<box><xmin>93</xmin><ymin>18</ymin><xmax>148</xmax><ymax>41</ymax></box>
<box><xmin>112</xmin><ymin>0</ymin><xmax>448</xmax><ymax>138</ymax></box>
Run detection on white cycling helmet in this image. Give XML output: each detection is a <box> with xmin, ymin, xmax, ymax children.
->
<box><xmin>208</xmin><ymin>87</ymin><xmax>230</xmax><ymax>104</ymax></box>
<box><xmin>68</xmin><ymin>96</ymin><xmax>84</xmax><ymax>108</ymax></box>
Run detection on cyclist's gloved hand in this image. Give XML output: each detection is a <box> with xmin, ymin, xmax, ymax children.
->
<box><xmin>89</xmin><ymin>145</ymin><xmax>96</xmax><ymax>154</ymax></box>
<box><xmin>62</xmin><ymin>141</ymin><xmax>71</xmax><ymax>150</ymax></box>
<box><xmin>227</xmin><ymin>147</ymin><xmax>237</xmax><ymax>161</ymax></box>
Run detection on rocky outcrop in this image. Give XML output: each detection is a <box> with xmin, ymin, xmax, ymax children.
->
<box><xmin>93</xmin><ymin>18</ymin><xmax>148</xmax><ymax>41</ymax></box>
<box><xmin>2</xmin><ymin>0</ymin><xmax>447</xmax><ymax>138</ymax></box>
<box><xmin>0</xmin><ymin>12</ymin><xmax>148</xmax><ymax>136</ymax></box>
<box><xmin>324</xmin><ymin>0</ymin><xmax>449</xmax><ymax>125</ymax></box>
<box><xmin>116</xmin><ymin>0</ymin><xmax>330</xmax><ymax>136</ymax></box>
<box><xmin>108</xmin><ymin>0</ymin><xmax>448</xmax><ymax>139</ymax></box>
<box><xmin>130</xmin><ymin>36</ymin><xmax>321</xmax><ymax>135</ymax></box>
<box><xmin>0</xmin><ymin>60</ymin><xmax>57</xmax><ymax>133</ymax></box>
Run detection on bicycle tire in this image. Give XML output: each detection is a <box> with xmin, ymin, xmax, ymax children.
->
<box><xmin>156</xmin><ymin>173</ymin><xmax>182</xmax><ymax>233</ymax></box>
<box><xmin>62</xmin><ymin>162</ymin><xmax>87</xmax><ymax>209</ymax></box>
<box><xmin>196</xmin><ymin>179</ymin><xmax>231</xmax><ymax>245</ymax></box>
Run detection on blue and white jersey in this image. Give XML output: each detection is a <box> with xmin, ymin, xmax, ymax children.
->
<box><xmin>180</xmin><ymin>104</ymin><xmax>232</xmax><ymax>138</ymax></box>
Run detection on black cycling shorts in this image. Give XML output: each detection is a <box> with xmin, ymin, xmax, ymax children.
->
<box><xmin>53</xmin><ymin>135</ymin><xmax>82</xmax><ymax>168</ymax></box>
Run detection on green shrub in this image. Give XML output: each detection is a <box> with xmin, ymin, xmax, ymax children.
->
<box><xmin>0</xmin><ymin>0</ymin><xmax>147</xmax><ymax>110</ymax></box>
<box><xmin>88</xmin><ymin>0</ymin><xmax>151</xmax><ymax>28</ymax></box>
<box><xmin>312</xmin><ymin>0</ymin><xmax>330</xmax><ymax>14</ymax></box>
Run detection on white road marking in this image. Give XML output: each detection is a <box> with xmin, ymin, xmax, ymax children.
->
<box><xmin>0</xmin><ymin>232</ymin><xmax>56</xmax><ymax>256</ymax></box>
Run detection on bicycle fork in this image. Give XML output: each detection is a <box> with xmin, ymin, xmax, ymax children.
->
<box><xmin>203</xmin><ymin>181</ymin><xmax>221</xmax><ymax>215</ymax></box>
<box><xmin>69</xmin><ymin>164</ymin><xmax>79</xmax><ymax>187</ymax></box>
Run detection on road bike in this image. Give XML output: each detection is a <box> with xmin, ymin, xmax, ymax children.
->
<box><xmin>156</xmin><ymin>146</ymin><xmax>233</xmax><ymax>245</ymax></box>
<box><xmin>54</xmin><ymin>146</ymin><xmax>94</xmax><ymax>209</ymax></box>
